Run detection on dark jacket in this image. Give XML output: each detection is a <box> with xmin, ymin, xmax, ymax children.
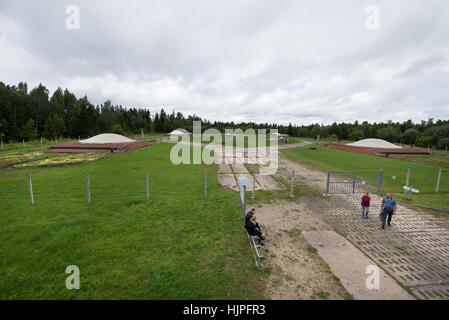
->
<box><xmin>245</xmin><ymin>211</ymin><xmax>253</xmax><ymax>224</ymax></box>
<box><xmin>245</xmin><ymin>220</ymin><xmax>262</xmax><ymax>238</ymax></box>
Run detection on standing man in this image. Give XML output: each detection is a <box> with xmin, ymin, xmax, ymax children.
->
<box><xmin>380</xmin><ymin>192</ymin><xmax>397</xmax><ymax>229</ymax></box>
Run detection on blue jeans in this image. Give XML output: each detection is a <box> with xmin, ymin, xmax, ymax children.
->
<box><xmin>362</xmin><ymin>206</ymin><xmax>369</xmax><ymax>217</ymax></box>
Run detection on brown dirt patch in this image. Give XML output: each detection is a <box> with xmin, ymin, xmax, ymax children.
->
<box><xmin>255</xmin><ymin>201</ymin><xmax>350</xmax><ymax>299</ymax></box>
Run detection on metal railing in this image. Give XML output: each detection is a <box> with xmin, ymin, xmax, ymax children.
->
<box><xmin>239</xmin><ymin>179</ymin><xmax>268</xmax><ymax>270</ymax></box>
<box><xmin>325</xmin><ymin>169</ymin><xmax>383</xmax><ymax>195</ymax></box>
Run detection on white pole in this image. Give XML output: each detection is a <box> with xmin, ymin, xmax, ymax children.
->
<box><xmin>86</xmin><ymin>173</ymin><xmax>91</xmax><ymax>203</ymax></box>
<box><xmin>436</xmin><ymin>168</ymin><xmax>442</xmax><ymax>193</ymax></box>
<box><xmin>405</xmin><ymin>168</ymin><xmax>410</xmax><ymax>193</ymax></box>
<box><xmin>27</xmin><ymin>173</ymin><xmax>34</xmax><ymax>205</ymax></box>
<box><xmin>146</xmin><ymin>172</ymin><xmax>150</xmax><ymax>201</ymax></box>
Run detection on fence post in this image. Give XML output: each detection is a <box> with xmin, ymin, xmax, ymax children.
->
<box><xmin>377</xmin><ymin>169</ymin><xmax>384</xmax><ymax>195</ymax></box>
<box><xmin>436</xmin><ymin>168</ymin><xmax>442</xmax><ymax>193</ymax></box>
<box><xmin>252</xmin><ymin>172</ymin><xmax>255</xmax><ymax>199</ymax></box>
<box><xmin>204</xmin><ymin>171</ymin><xmax>207</xmax><ymax>197</ymax></box>
<box><xmin>290</xmin><ymin>170</ymin><xmax>295</xmax><ymax>197</ymax></box>
<box><xmin>405</xmin><ymin>168</ymin><xmax>410</xmax><ymax>193</ymax></box>
<box><xmin>352</xmin><ymin>172</ymin><xmax>357</xmax><ymax>194</ymax></box>
<box><xmin>243</xmin><ymin>185</ymin><xmax>247</xmax><ymax>218</ymax></box>
<box><xmin>325</xmin><ymin>169</ymin><xmax>330</xmax><ymax>194</ymax></box>
<box><xmin>86</xmin><ymin>173</ymin><xmax>91</xmax><ymax>203</ymax></box>
<box><xmin>146</xmin><ymin>172</ymin><xmax>150</xmax><ymax>200</ymax></box>
<box><xmin>27</xmin><ymin>173</ymin><xmax>34</xmax><ymax>205</ymax></box>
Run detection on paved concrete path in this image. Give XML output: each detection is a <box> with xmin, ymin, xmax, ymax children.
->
<box><xmin>280</xmin><ymin>154</ymin><xmax>449</xmax><ymax>300</ymax></box>
<box><xmin>303</xmin><ymin>230</ymin><xmax>414</xmax><ymax>300</ymax></box>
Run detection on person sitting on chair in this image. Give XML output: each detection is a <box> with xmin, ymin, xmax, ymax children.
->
<box><xmin>245</xmin><ymin>208</ymin><xmax>254</xmax><ymax>223</ymax></box>
<box><xmin>245</xmin><ymin>213</ymin><xmax>265</xmax><ymax>243</ymax></box>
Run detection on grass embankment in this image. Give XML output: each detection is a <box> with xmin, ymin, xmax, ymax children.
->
<box><xmin>0</xmin><ymin>143</ymin><xmax>265</xmax><ymax>299</ymax></box>
<box><xmin>281</xmin><ymin>144</ymin><xmax>449</xmax><ymax>210</ymax></box>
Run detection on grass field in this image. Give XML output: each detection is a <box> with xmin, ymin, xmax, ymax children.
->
<box><xmin>0</xmin><ymin>143</ymin><xmax>265</xmax><ymax>299</ymax></box>
<box><xmin>282</xmin><ymin>144</ymin><xmax>449</xmax><ymax>210</ymax></box>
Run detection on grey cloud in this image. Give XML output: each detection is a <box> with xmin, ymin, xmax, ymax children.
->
<box><xmin>0</xmin><ymin>0</ymin><xmax>448</xmax><ymax>125</ymax></box>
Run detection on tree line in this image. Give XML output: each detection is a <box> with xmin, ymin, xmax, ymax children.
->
<box><xmin>0</xmin><ymin>81</ymin><xmax>448</xmax><ymax>149</ymax></box>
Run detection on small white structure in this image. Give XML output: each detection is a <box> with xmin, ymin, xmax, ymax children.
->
<box><xmin>347</xmin><ymin>138</ymin><xmax>402</xmax><ymax>149</ymax></box>
<box><xmin>79</xmin><ymin>133</ymin><xmax>135</xmax><ymax>144</ymax></box>
<box><xmin>169</xmin><ymin>129</ymin><xmax>191</xmax><ymax>136</ymax></box>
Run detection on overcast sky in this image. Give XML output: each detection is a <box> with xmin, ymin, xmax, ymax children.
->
<box><xmin>1</xmin><ymin>0</ymin><xmax>448</xmax><ymax>125</ymax></box>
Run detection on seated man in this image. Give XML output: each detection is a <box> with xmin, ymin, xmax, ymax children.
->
<box><xmin>245</xmin><ymin>208</ymin><xmax>255</xmax><ymax>224</ymax></box>
<box><xmin>245</xmin><ymin>213</ymin><xmax>265</xmax><ymax>244</ymax></box>
<box><xmin>245</xmin><ymin>208</ymin><xmax>260</xmax><ymax>229</ymax></box>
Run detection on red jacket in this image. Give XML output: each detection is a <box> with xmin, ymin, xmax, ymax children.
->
<box><xmin>361</xmin><ymin>195</ymin><xmax>371</xmax><ymax>207</ymax></box>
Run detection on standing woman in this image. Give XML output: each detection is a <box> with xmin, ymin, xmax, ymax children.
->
<box><xmin>361</xmin><ymin>192</ymin><xmax>371</xmax><ymax>219</ymax></box>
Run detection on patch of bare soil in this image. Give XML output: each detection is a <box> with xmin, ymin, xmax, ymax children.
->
<box><xmin>256</xmin><ymin>201</ymin><xmax>351</xmax><ymax>300</ymax></box>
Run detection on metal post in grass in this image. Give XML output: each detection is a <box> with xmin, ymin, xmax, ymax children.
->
<box><xmin>325</xmin><ymin>169</ymin><xmax>330</xmax><ymax>194</ymax></box>
<box><xmin>86</xmin><ymin>173</ymin><xmax>91</xmax><ymax>204</ymax></box>
<box><xmin>405</xmin><ymin>168</ymin><xmax>410</xmax><ymax>193</ymax></box>
<box><xmin>204</xmin><ymin>171</ymin><xmax>207</xmax><ymax>197</ymax></box>
<box><xmin>408</xmin><ymin>185</ymin><xmax>412</xmax><ymax>200</ymax></box>
<box><xmin>27</xmin><ymin>173</ymin><xmax>34</xmax><ymax>205</ymax></box>
<box><xmin>290</xmin><ymin>170</ymin><xmax>295</xmax><ymax>197</ymax></box>
<box><xmin>436</xmin><ymin>168</ymin><xmax>442</xmax><ymax>193</ymax></box>
<box><xmin>252</xmin><ymin>172</ymin><xmax>255</xmax><ymax>199</ymax></box>
<box><xmin>243</xmin><ymin>185</ymin><xmax>247</xmax><ymax>218</ymax></box>
<box><xmin>146</xmin><ymin>171</ymin><xmax>150</xmax><ymax>201</ymax></box>
<box><xmin>1</xmin><ymin>140</ymin><xmax>3</xmax><ymax>152</ymax></box>
<box><xmin>23</xmin><ymin>139</ymin><xmax>25</xmax><ymax>149</ymax></box>
<box><xmin>40</xmin><ymin>138</ymin><xmax>43</xmax><ymax>147</ymax></box>
<box><xmin>377</xmin><ymin>169</ymin><xmax>384</xmax><ymax>195</ymax></box>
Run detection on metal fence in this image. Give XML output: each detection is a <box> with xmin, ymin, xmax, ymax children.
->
<box><xmin>325</xmin><ymin>169</ymin><xmax>383</xmax><ymax>195</ymax></box>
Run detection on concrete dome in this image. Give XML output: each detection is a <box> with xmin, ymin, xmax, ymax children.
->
<box><xmin>79</xmin><ymin>133</ymin><xmax>135</xmax><ymax>144</ymax></box>
<box><xmin>169</xmin><ymin>129</ymin><xmax>191</xmax><ymax>135</ymax></box>
<box><xmin>347</xmin><ymin>138</ymin><xmax>402</xmax><ymax>149</ymax></box>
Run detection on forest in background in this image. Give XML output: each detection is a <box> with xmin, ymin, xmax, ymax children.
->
<box><xmin>1</xmin><ymin>81</ymin><xmax>448</xmax><ymax>149</ymax></box>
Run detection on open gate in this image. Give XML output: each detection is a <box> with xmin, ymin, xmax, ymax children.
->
<box><xmin>325</xmin><ymin>169</ymin><xmax>383</xmax><ymax>195</ymax></box>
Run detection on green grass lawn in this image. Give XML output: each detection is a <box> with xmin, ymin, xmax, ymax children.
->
<box><xmin>0</xmin><ymin>143</ymin><xmax>265</xmax><ymax>299</ymax></box>
<box><xmin>282</xmin><ymin>144</ymin><xmax>449</xmax><ymax>210</ymax></box>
